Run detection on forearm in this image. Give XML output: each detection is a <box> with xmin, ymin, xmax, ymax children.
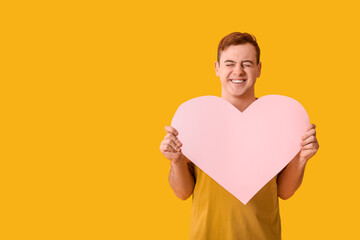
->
<box><xmin>168</xmin><ymin>155</ymin><xmax>195</xmax><ymax>200</ymax></box>
<box><xmin>277</xmin><ymin>152</ymin><xmax>307</xmax><ymax>200</ymax></box>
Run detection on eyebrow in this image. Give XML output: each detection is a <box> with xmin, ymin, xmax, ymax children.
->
<box><xmin>224</xmin><ymin>60</ymin><xmax>254</xmax><ymax>64</ymax></box>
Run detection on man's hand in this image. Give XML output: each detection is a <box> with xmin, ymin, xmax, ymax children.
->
<box><xmin>277</xmin><ymin>123</ymin><xmax>319</xmax><ymax>199</ymax></box>
<box><xmin>299</xmin><ymin>123</ymin><xmax>320</xmax><ymax>163</ymax></box>
<box><xmin>160</xmin><ymin>126</ymin><xmax>195</xmax><ymax>200</ymax></box>
<box><xmin>159</xmin><ymin>126</ymin><xmax>184</xmax><ymax>164</ymax></box>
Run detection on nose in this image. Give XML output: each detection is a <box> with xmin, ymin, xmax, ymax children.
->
<box><xmin>233</xmin><ymin>64</ymin><xmax>245</xmax><ymax>75</ymax></box>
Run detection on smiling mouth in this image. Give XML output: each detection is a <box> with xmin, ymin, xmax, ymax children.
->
<box><xmin>230</xmin><ymin>79</ymin><xmax>246</xmax><ymax>84</ymax></box>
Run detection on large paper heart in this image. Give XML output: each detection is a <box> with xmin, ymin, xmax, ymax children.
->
<box><xmin>171</xmin><ymin>95</ymin><xmax>309</xmax><ymax>204</ymax></box>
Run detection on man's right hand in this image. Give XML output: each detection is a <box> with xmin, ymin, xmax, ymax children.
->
<box><xmin>161</xmin><ymin>125</ymin><xmax>195</xmax><ymax>200</ymax></box>
<box><xmin>159</xmin><ymin>126</ymin><xmax>184</xmax><ymax>164</ymax></box>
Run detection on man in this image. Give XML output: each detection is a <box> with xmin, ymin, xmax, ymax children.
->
<box><xmin>159</xmin><ymin>32</ymin><xmax>319</xmax><ymax>239</ymax></box>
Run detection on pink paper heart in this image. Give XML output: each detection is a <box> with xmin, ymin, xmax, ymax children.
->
<box><xmin>171</xmin><ymin>95</ymin><xmax>309</xmax><ymax>204</ymax></box>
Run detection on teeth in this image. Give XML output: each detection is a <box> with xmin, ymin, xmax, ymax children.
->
<box><xmin>231</xmin><ymin>80</ymin><xmax>245</xmax><ymax>83</ymax></box>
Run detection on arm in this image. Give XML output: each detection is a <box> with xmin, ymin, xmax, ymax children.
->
<box><xmin>160</xmin><ymin>125</ymin><xmax>195</xmax><ymax>201</ymax></box>
<box><xmin>277</xmin><ymin>124</ymin><xmax>320</xmax><ymax>200</ymax></box>
<box><xmin>277</xmin><ymin>152</ymin><xmax>307</xmax><ymax>200</ymax></box>
<box><xmin>168</xmin><ymin>154</ymin><xmax>195</xmax><ymax>200</ymax></box>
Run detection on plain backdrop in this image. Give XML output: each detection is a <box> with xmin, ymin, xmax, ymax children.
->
<box><xmin>1</xmin><ymin>0</ymin><xmax>359</xmax><ymax>239</ymax></box>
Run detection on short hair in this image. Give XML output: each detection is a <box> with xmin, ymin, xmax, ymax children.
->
<box><xmin>217</xmin><ymin>32</ymin><xmax>261</xmax><ymax>65</ymax></box>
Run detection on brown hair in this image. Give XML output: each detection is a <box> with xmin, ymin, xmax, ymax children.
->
<box><xmin>217</xmin><ymin>32</ymin><xmax>260</xmax><ymax>65</ymax></box>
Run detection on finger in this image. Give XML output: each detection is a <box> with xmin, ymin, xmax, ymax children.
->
<box><xmin>160</xmin><ymin>143</ymin><xmax>174</xmax><ymax>153</ymax></box>
<box><xmin>163</xmin><ymin>138</ymin><xmax>176</xmax><ymax>149</ymax></box>
<box><xmin>164</xmin><ymin>133</ymin><xmax>182</xmax><ymax>147</ymax></box>
<box><xmin>169</xmin><ymin>143</ymin><xmax>182</xmax><ymax>152</ymax></box>
<box><xmin>301</xmin><ymin>129</ymin><xmax>316</xmax><ymax>141</ymax></box>
<box><xmin>301</xmin><ymin>150</ymin><xmax>317</xmax><ymax>160</ymax></box>
<box><xmin>160</xmin><ymin>142</ymin><xmax>178</xmax><ymax>153</ymax></box>
<box><xmin>162</xmin><ymin>138</ymin><xmax>181</xmax><ymax>151</ymax></box>
<box><xmin>164</xmin><ymin>132</ymin><xmax>173</xmax><ymax>140</ymax></box>
<box><xmin>301</xmin><ymin>135</ymin><xmax>316</xmax><ymax>146</ymax></box>
<box><xmin>306</xmin><ymin>123</ymin><xmax>316</xmax><ymax>131</ymax></box>
<box><xmin>300</xmin><ymin>149</ymin><xmax>317</xmax><ymax>159</ymax></box>
<box><xmin>170</xmin><ymin>134</ymin><xmax>182</xmax><ymax>147</ymax></box>
<box><xmin>302</xmin><ymin>142</ymin><xmax>318</xmax><ymax>150</ymax></box>
<box><xmin>165</xmin><ymin>125</ymin><xmax>179</xmax><ymax>136</ymax></box>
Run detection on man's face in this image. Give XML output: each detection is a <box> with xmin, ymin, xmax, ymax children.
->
<box><xmin>215</xmin><ymin>43</ymin><xmax>261</xmax><ymax>99</ymax></box>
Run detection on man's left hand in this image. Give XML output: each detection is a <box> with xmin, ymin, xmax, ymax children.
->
<box><xmin>300</xmin><ymin>123</ymin><xmax>320</xmax><ymax>163</ymax></box>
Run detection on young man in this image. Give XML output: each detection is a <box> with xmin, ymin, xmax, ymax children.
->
<box><xmin>159</xmin><ymin>32</ymin><xmax>319</xmax><ymax>239</ymax></box>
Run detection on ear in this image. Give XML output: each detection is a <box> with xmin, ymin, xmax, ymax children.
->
<box><xmin>257</xmin><ymin>62</ymin><xmax>262</xmax><ymax>78</ymax></box>
<box><xmin>215</xmin><ymin>61</ymin><xmax>220</xmax><ymax>77</ymax></box>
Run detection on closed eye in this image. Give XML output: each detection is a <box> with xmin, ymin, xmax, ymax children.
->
<box><xmin>226</xmin><ymin>64</ymin><xmax>251</xmax><ymax>67</ymax></box>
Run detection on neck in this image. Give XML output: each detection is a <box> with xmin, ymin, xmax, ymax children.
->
<box><xmin>221</xmin><ymin>91</ymin><xmax>257</xmax><ymax>112</ymax></box>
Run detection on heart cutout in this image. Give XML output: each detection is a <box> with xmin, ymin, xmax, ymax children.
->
<box><xmin>171</xmin><ymin>95</ymin><xmax>309</xmax><ymax>204</ymax></box>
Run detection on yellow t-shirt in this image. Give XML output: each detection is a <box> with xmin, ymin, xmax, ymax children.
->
<box><xmin>189</xmin><ymin>163</ymin><xmax>281</xmax><ymax>240</ymax></box>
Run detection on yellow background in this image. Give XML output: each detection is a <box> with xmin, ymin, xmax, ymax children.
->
<box><xmin>1</xmin><ymin>0</ymin><xmax>359</xmax><ymax>239</ymax></box>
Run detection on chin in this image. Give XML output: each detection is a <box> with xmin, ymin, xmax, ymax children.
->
<box><xmin>226</xmin><ymin>92</ymin><xmax>245</xmax><ymax>98</ymax></box>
